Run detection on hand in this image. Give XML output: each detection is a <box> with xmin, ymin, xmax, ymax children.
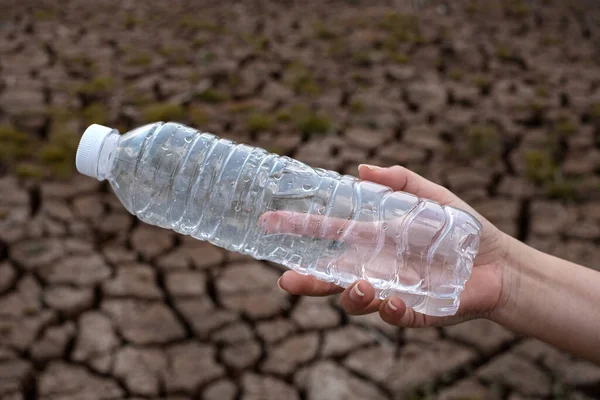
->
<box><xmin>276</xmin><ymin>164</ymin><xmax>511</xmax><ymax>328</ymax></box>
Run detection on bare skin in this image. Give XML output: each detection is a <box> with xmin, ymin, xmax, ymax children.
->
<box><xmin>276</xmin><ymin>164</ymin><xmax>600</xmax><ymax>364</ymax></box>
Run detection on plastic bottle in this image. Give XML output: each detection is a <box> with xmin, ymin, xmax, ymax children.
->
<box><xmin>76</xmin><ymin>121</ymin><xmax>482</xmax><ymax>316</ymax></box>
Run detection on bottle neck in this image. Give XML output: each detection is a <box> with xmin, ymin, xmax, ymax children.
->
<box><xmin>96</xmin><ymin>132</ymin><xmax>119</xmax><ymax>181</ymax></box>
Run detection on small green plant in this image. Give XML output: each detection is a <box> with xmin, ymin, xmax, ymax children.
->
<box><xmin>188</xmin><ymin>71</ymin><xmax>203</xmax><ymax>84</ymax></box>
<box><xmin>275</xmin><ymin>110</ymin><xmax>292</xmax><ymax>122</ymax></box>
<box><xmin>378</xmin><ymin>12</ymin><xmax>422</xmax><ymax>43</ymax></box>
<box><xmin>351</xmin><ymin>72</ymin><xmax>371</xmax><ymax>86</ymax></box>
<box><xmin>389</xmin><ymin>52</ymin><xmax>410</xmax><ymax>64</ymax></box>
<box><xmin>352</xmin><ymin>51</ymin><xmax>373</xmax><ymax>67</ymax></box>
<box><xmin>47</xmin><ymin>106</ymin><xmax>74</xmax><ymax>123</ymax></box>
<box><xmin>0</xmin><ymin>125</ymin><xmax>31</xmax><ymax>163</ymax></box>
<box><xmin>141</xmin><ymin>103</ymin><xmax>185</xmax><ymax>122</ymax></box>
<box><xmin>533</xmin><ymin>101</ymin><xmax>548</xmax><ymax>114</ymax></box>
<box><xmin>295</xmin><ymin>108</ymin><xmax>333</xmax><ymax>137</ymax></box>
<box><xmin>349</xmin><ymin>99</ymin><xmax>366</xmax><ymax>114</ymax></box>
<box><xmin>39</xmin><ymin>143</ymin><xmax>74</xmax><ymax>178</ymax></box>
<box><xmin>554</xmin><ymin>116</ymin><xmax>577</xmax><ymax>136</ymax></box>
<box><xmin>284</xmin><ymin>63</ymin><xmax>321</xmax><ymax>96</ymax></box>
<box><xmin>240</xmin><ymin>33</ymin><xmax>269</xmax><ymax>52</ymax></box>
<box><xmin>15</xmin><ymin>163</ymin><xmax>42</xmax><ymax>179</ymax></box>
<box><xmin>34</xmin><ymin>9</ymin><xmax>57</xmax><ymax>20</ymax></box>
<box><xmin>196</xmin><ymin>89</ymin><xmax>228</xmax><ymax>103</ymax></box>
<box><xmin>466</xmin><ymin>124</ymin><xmax>501</xmax><ymax>158</ymax></box>
<box><xmin>295</xmin><ymin>75</ymin><xmax>320</xmax><ymax>96</ymax></box>
<box><xmin>448</xmin><ymin>69</ymin><xmax>464</xmax><ymax>81</ymax></box>
<box><xmin>589</xmin><ymin>103</ymin><xmax>600</xmax><ymax>119</ymax></box>
<box><xmin>77</xmin><ymin>76</ymin><xmax>114</xmax><ymax>94</ymax></box>
<box><xmin>125</xmin><ymin>53</ymin><xmax>153</xmax><ymax>67</ymax></box>
<box><xmin>124</xmin><ymin>84</ymin><xmax>154</xmax><ymax>106</ymax></box>
<box><xmin>313</xmin><ymin>20</ymin><xmax>337</xmax><ymax>40</ymax></box>
<box><xmin>158</xmin><ymin>46</ymin><xmax>187</xmax><ymax>65</ymax></box>
<box><xmin>523</xmin><ymin>101</ymin><xmax>546</xmax><ymax>115</ymax></box>
<box><xmin>544</xmin><ymin>175</ymin><xmax>579</xmax><ymax>201</ymax></box>
<box><xmin>328</xmin><ymin>39</ymin><xmax>346</xmax><ymax>58</ymax></box>
<box><xmin>49</xmin><ymin>127</ymin><xmax>80</xmax><ymax>150</ymax></box>
<box><xmin>246</xmin><ymin>113</ymin><xmax>274</xmax><ymax>133</ymax></box>
<box><xmin>227</xmin><ymin>72</ymin><xmax>243</xmax><ymax>88</ymax></box>
<box><xmin>64</xmin><ymin>54</ymin><xmax>92</xmax><ymax>70</ymax></box>
<box><xmin>188</xmin><ymin>108</ymin><xmax>208</xmax><ymax>127</ymax></box>
<box><xmin>192</xmin><ymin>37</ymin><xmax>207</xmax><ymax>48</ymax></box>
<box><xmin>535</xmin><ymin>85</ymin><xmax>549</xmax><ymax>98</ymax></box>
<box><xmin>465</xmin><ymin>2</ymin><xmax>481</xmax><ymax>14</ymax></box>
<box><xmin>539</xmin><ymin>35</ymin><xmax>560</xmax><ymax>47</ymax></box>
<box><xmin>227</xmin><ymin>103</ymin><xmax>256</xmax><ymax>114</ymax></box>
<box><xmin>524</xmin><ymin>150</ymin><xmax>556</xmax><ymax>184</ymax></box>
<box><xmin>495</xmin><ymin>45</ymin><xmax>515</xmax><ymax>61</ymax></box>
<box><xmin>506</xmin><ymin>0</ymin><xmax>530</xmax><ymax>18</ymax></box>
<box><xmin>203</xmin><ymin>51</ymin><xmax>216</xmax><ymax>64</ymax></box>
<box><xmin>122</xmin><ymin>13</ymin><xmax>137</xmax><ymax>29</ymax></box>
<box><xmin>472</xmin><ymin>75</ymin><xmax>492</xmax><ymax>94</ymax></box>
<box><xmin>82</xmin><ymin>103</ymin><xmax>109</xmax><ymax>125</ymax></box>
<box><xmin>188</xmin><ymin>105</ymin><xmax>208</xmax><ymax>126</ymax></box>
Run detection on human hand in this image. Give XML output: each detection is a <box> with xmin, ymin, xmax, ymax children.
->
<box><xmin>276</xmin><ymin>164</ymin><xmax>511</xmax><ymax>328</ymax></box>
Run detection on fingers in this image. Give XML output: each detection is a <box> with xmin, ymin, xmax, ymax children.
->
<box><xmin>277</xmin><ymin>273</ymin><xmax>458</xmax><ymax>328</ymax></box>
<box><xmin>277</xmin><ymin>270</ymin><xmax>344</xmax><ymax>296</ymax></box>
<box><xmin>260</xmin><ymin>210</ymin><xmax>383</xmax><ymax>244</ymax></box>
<box><xmin>378</xmin><ymin>296</ymin><xmax>411</xmax><ymax>325</ymax></box>
<box><xmin>377</xmin><ymin>296</ymin><xmax>463</xmax><ymax>328</ymax></box>
<box><xmin>339</xmin><ymin>281</ymin><xmax>382</xmax><ymax>315</ymax></box>
<box><xmin>260</xmin><ymin>210</ymin><xmax>349</xmax><ymax>241</ymax></box>
<box><xmin>358</xmin><ymin>164</ymin><xmax>455</xmax><ymax>205</ymax></box>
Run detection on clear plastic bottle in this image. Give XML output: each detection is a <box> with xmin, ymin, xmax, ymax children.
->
<box><xmin>76</xmin><ymin>121</ymin><xmax>481</xmax><ymax>316</ymax></box>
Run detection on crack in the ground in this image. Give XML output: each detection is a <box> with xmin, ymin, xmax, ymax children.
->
<box><xmin>427</xmin><ymin>334</ymin><xmax>525</xmax><ymax>397</ymax></box>
<box><xmin>153</xmin><ymin>267</ymin><xmax>195</xmax><ymax>340</ymax></box>
<box><xmin>517</xmin><ymin>198</ymin><xmax>531</xmax><ymax>242</ymax></box>
<box><xmin>28</xmin><ymin>186</ymin><xmax>41</xmax><ymax>217</ymax></box>
<box><xmin>332</xmin><ymin>357</ymin><xmax>393</xmax><ymax>399</ymax></box>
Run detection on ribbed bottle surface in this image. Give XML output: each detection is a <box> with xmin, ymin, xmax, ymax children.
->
<box><xmin>105</xmin><ymin>122</ymin><xmax>482</xmax><ymax>316</ymax></box>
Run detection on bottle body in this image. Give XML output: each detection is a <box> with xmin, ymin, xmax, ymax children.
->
<box><xmin>96</xmin><ymin>121</ymin><xmax>481</xmax><ymax>316</ymax></box>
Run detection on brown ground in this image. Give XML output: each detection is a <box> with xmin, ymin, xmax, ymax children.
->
<box><xmin>1</xmin><ymin>0</ymin><xmax>600</xmax><ymax>399</ymax></box>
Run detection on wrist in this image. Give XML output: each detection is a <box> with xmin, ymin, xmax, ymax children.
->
<box><xmin>488</xmin><ymin>233</ymin><xmax>531</xmax><ymax>325</ymax></box>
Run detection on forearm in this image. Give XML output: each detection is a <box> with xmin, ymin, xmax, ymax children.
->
<box><xmin>491</xmin><ymin>235</ymin><xmax>600</xmax><ymax>364</ymax></box>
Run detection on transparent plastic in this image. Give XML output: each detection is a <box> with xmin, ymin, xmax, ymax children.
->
<box><xmin>89</xmin><ymin>121</ymin><xmax>482</xmax><ymax>316</ymax></box>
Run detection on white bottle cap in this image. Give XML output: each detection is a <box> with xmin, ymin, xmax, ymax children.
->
<box><xmin>76</xmin><ymin>124</ymin><xmax>114</xmax><ymax>179</ymax></box>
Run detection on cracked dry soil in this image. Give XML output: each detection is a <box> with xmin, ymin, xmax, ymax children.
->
<box><xmin>1</xmin><ymin>0</ymin><xmax>600</xmax><ymax>399</ymax></box>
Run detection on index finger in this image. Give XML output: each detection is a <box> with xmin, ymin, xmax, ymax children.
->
<box><xmin>259</xmin><ymin>210</ymin><xmax>373</xmax><ymax>241</ymax></box>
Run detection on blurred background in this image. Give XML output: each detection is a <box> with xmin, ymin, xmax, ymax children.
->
<box><xmin>1</xmin><ymin>0</ymin><xmax>599</xmax><ymax>399</ymax></box>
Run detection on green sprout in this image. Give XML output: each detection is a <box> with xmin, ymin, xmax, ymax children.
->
<box><xmin>554</xmin><ymin>116</ymin><xmax>577</xmax><ymax>136</ymax></box>
<box><xmin>0</xmin><ymin>125</ymin><xmax>31</xmax><ymax>163</ymax></box>
<box><xmin>466</xmin><ymin>124</ymin><xmax>501</xmax><ymax>158</ymax></box>
<box><xmin>524</xmin><ymin>150</ymin><xmax>556</xmax><ymax>184</ymax></box>
<box><xmin>82</xmin><ymin>103</ymin><xmax>109</xmax><ymax>126</ymax></box>
<box><xmin>196</xmin><ymin>89</ymin><xmax>228</xmax><ymax>103</ymax></box>
<box><xmin>141</xmin><ymin>103</ymin><xmax>185</xmax><ymax>122</ymax></box>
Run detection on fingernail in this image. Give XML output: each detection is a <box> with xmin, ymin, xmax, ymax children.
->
<box><xmin>276</xmin><ymin>277</ymin><xmax>286</xmax><ymax>293</ymax></box>
<box><xmin>349</xmin><ymin>282</ymin><xmax>365</xmax><ymax>302</ymax></box>
<box><xmin>385</xmin><ymin>299</ymin><xmax>399</xmax><ymax>315</ymax></box>
<box><xmin>359</xmin><ymin>164</ymin><xmax>381</xmax><ymax>171</ymax></box>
